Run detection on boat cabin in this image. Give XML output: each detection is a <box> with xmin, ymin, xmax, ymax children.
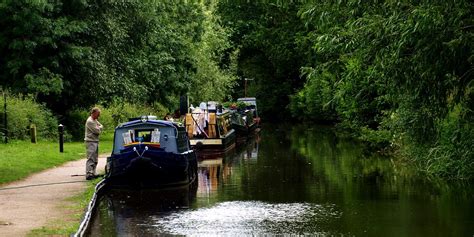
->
<box><xmin>237</xmin><ymin>97</ymin><xmax>259</xmax><ymax>118</ymax></box>
<box><xmin>106</xmin><ymin>116</ymin><xmax>197</xmax><ymax>187</ymax></box>
<box><xmin>112</xmin><ymin>116</ymin><xmax>189</xmax><ymax>155</ymax></box>
<box><xmin>185</xmin><ymin>102</ymin><xmax>236</xmax><ymax>151</ymax></box>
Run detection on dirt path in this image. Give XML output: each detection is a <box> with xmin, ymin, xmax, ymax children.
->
<box><xmin>0</xmin><ymin>154</ymin><xmax>108</xmax><ymax>237</ymax></box>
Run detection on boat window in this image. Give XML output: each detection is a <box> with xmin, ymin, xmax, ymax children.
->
<box><xmin>121</xmin><ymin>128</ymin><xmax>160</xmax><ymax>145</ymax></box>
<box><xmin>176</xmin><ymin>130</ymin><xmax>188</xmax><ymax>153</ymax></box>
<box><xmin>114</xmin><ymin>126</ymin><xmax>169</xmax><ymax>154</ymax></box>
<box><xmin>135</xmin><ymin>129</ymin><xmax>153</xmax><ymax>142</ymax></box>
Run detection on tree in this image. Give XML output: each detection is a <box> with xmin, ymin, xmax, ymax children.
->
<box><xmin>217</xmin><ymin>2</ymin><xmax>309</xmax><ymax>120</ymax></box>
<box><xmin>294</xmin><ymin>0</ymin><xmax>474</xmax><ymax>178</ymax></box>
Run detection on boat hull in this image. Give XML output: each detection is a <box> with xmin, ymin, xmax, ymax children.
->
<box><xmin>105</xmin><ymin>149</ymin><xmax>198</xmax><ymax>188</ymax></box>
<box><xmin>189</xmin><ymin>129</ymin><xmax>236</xmax><ymax>153</ymax></box>
<box><xmin>232</xmin><ymin>122</ymin><xmax>258</xmax><ymax>137</ymax></box>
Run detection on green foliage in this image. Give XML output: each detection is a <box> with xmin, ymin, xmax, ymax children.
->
<box><xmin>291</xmin><ymin>0</ymin><xmax>473</xmax><ymax>178</ymax></box>
<box><xmin>0</xmin><ymin>94</ymin><xmax>58</xmax><ymax>140</ymax></box>
<box><xmin>0</xmin><ymin>0</ymin><xmax>237</xmax><ymax>114</ymax></box>
<box><xmin>217</xmin><ymin>2</ymin><xmax>308</xmax><ymax>120</ymax></box>
<box><xmin>215</xmin><ymin>1</ymin><xmax>473</xmax><ymax>178</ymax></box>
<box><xmin>289</xmin><ymin>68</ymin><xmax>338</xmax><ymax>121</ymax></box>
<box><xmin>222</xmin><ymin>101</ymin><xmax>247</xmax><ymax>110</ymax></box>
<box><xmin>188</xmin><ymin>2</ymin><xmax>238</xmax><ymax>102</ymax></box>
<box><xmin>65</xmin><ymin>102</ymin><xmax>167</xmax><ymax>141</ymax></box>
<box><xmin>406</xmin><ymin>106</ymin><xmax>474</xmax><ymax>179</ymax></box>
<box><xmin>0</xmin><ymin>0</ymin><xmax>86</xmax><ymax>98</ymax></box>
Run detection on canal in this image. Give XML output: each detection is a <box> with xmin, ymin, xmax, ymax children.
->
<box><xmin>88</xmin><ymin>124</ymin><xmax>474</xmax><ymax>236</ymax></box>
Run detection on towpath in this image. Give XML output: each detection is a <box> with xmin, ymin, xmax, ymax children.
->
<box><xmin>0</xmin><ymin>154</ymin><xmax>107</xmax><ymax>237</ymax></box>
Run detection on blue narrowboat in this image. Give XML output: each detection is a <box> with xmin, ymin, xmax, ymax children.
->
<box><xmin>105</xmin><ymin>116</ymin><xmax>198</xmax><ymax>188</ymax></box>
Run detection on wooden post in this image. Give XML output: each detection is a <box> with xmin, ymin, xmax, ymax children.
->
<box><xmin>30</xmin><ymin>124</ymin><xmax>37</xmax><ymax>143</ymax></box>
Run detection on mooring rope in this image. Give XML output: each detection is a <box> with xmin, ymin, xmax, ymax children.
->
<box><xmin>0</xmin><ymin>180</ymin><xmax>87</xmax><ymax>191</ymax></box>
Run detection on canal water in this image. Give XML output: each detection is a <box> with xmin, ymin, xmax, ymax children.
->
<box><xmin>89</xmin><ymin>124</ymin><xmax>474</xmax><ymax>236</ymax></box>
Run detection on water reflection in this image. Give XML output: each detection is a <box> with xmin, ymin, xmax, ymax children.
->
<box><xmin>151</xmin><ymin>201</ymin><xmax>341</xmax><ymax>236</ymax></box>
<box><xmin>198</xmin><ymin>158</ymin><xmax>223</xmax><ymax>197</ymax></box>
<box><xmin>88</xmin><ymin>124</ymin><xmax>474</xmax><ymax>236</ymax></box>
<box><xmin>88</xmin><ymin>185</ymin><xmax>197</xmax><ymax>236</ymax></box>
<box><xmin>197</xmin><ymin>135</ymin><xmax>260</xmax><ymax>200</ymax></box>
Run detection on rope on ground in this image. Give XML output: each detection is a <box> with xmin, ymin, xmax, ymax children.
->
<box><xmin>0</xmin><ymin>180</ymin><xmax>87</xmax><ymax>191</ymax></box>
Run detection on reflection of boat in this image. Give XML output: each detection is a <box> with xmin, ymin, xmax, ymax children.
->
<box><xmin>231</xmin><ymin>135</ymin><xmax>260</xmax><ymax>162</ymax></box>
<box><xmin>88</xmin><ymin>185</ymin><xmax>197</xmax><ymax>236</ymax></box>
<box><xmin>185</xmin><ymin>102</ymin><xmax>236</xmax><ymax>152</ymax></box>
<box><xmin>196</xmin><ymin>144</ymin><xmax>236</xmax><ymax>160</ymax></box>
<box><xmin>199</xmin><ymin>158</ymin><xmax>223</xmax><ymax>167</ymax></box>
<box><xmin>245</xmin><ymin>137</ymin><xmax>259</xmax><ymax>160</ymax></box>
<box><xmin>198</xmin><ymin>158</ymin><xmax>223</xmax><ymax>196</ymax></box>
<box><xmin>105</xmin><ymin>116</ymin><xmax>198</xmax><ymax>188</ymax></box>
<box><xmin>196</xmin><ymin>137</ymin><xmax>259</xmax><ymax>196</ymax></box>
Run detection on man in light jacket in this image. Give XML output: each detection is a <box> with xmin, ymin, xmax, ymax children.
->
<box><xmin>84</xmin><ymin>107</ymin><xmax>103</xmax><ymax>180</ymax></box>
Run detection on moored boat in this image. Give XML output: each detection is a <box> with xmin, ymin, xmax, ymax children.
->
<box><xmin>185</xmin><ymin>102</ymin><xmax>236</xmax><ymax>153</ymax></box>
<box><xmin>237</xmin><ymin>97</ymin><xmax>261</xmax><ymax>126</ymax></box>
<box><xmin>229</xmin><ymin>109</ymin><xmax>258</xmax><ymax>138</ymax></box>
<box><xmin>105</xmin><ymin>116</ymin><xmax>198</xmax><ymax>188</ymax></box>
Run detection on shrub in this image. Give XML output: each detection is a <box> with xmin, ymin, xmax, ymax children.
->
<box><xmin>407</xmin><ymin>106</ymin><xmax>474</xmax><ymax>179</ymax></box>
<box><xmin>0</xmin><ymin>94</ymin><xmax>58</xmax><ymax>140</ymax></box>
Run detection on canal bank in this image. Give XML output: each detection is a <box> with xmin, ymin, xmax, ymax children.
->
<box><xmin>0</xmin><ymin>155</ymin><xmax>107</xmax><ymax>236</ymax></box>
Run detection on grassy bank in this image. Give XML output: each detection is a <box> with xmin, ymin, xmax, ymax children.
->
<box><xmin>0</xmin><ymin>136</ymin><xmax>113</xmax><ymax>236</ymax></box>
<box><xmin>28</xmin><ymin>178</ymin><xmax>102</xmax><ymax>236</ymax></box>
<box><xmin>0</xmin><ymin>134</ymin><xmax>113</xmax><ymax>185</ymax></box>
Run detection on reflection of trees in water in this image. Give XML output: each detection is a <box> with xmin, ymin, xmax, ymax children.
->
<box><xmin>288</xmin><ymin>124</ymin><xmax>474</xmax><ymax>230</ymax></box>
<box><xmin>289</xmin><ymin>124</ymin><xmax>446</xmax><ymax>196</ymax></box>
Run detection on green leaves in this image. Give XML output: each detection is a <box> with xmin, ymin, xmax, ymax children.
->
<box><xmin>0</xmin><ymin>0</ymin><xmax>237</xmax><ymax>115</ymax></box>
<box><xmin>290</xmin><ymin>0</ymin><xmax>474</xmax><ymax>178</ymax></box>
<box><xmin>25</xmin><ymin>67</ymin><xmax>63</xmax><ymax>95</ymax></box>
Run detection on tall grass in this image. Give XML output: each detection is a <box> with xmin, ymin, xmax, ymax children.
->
<box><xmin>405</xmin><ymin>107</ymin><xmax>474</xmax><ymax>180</ymax></box>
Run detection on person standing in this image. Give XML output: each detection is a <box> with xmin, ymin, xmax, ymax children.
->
<box><xmin>84</xmin><ymin>107</ymin><xmax>103</xmax><ymax>180</ymax></box>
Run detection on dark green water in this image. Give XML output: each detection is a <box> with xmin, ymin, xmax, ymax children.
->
<box><xmin>89</xmin><ymin>124</ymin><xmax>474</xmax><ymax>236</ymax></box>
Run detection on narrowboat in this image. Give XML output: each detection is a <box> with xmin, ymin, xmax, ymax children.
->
<box><xmin>185</xmin><ymin>102</ymin><xmax>236</xmax><ymax>152</ymax></box>
<box><xmin>105</xmin><ymin>116</ymin><xmax>198</xmax><ymax>188</ymax></box>
<box><xmin>229</xmin><ymin>109</ymin><xmax>258</xmax><ymax>137</ymax></box>
<box><xmin>237</xmin><ymin>97</ymin><xmax>261</xmax><ymax>126</ymax></box>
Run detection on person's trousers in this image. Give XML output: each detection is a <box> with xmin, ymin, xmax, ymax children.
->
<box><xmin>85</xmin><ymin>141</ymin><xmax>99</xmax><ymax>177</ymax></box>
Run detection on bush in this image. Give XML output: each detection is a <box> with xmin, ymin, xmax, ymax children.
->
<box><xmin>407</xmin><ymin>107</ymin><xmax>474</xmax><ymax>179</ymax></box>
<box><xmin>0</xmin><ymin>94</ymin><xmax>58</xmax><ymax>140</ymax></box>
<box><xmin>65</xmin><ymin>102</ymin><xmax>168</xmax><ymax>140</ymax></box>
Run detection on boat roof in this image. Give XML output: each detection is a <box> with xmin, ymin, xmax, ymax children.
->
<box><xmin>117</xmin><ymin>118</ymin><xmax>177</xmax><ymax>129</ymax></box>
<box><xmin>237</xmin><ymin>97</ymin><xmax>256</xmax><ymax>101</ymax></box>
<box><xmin>237</xmin><ymin>97</ymin><xmax>257</xmax><ymax>106</ymax></box>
